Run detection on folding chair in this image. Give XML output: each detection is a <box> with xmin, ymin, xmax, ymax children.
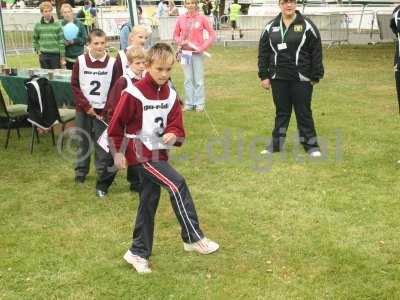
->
<box><xmin>0</xmin><ymin>88</ymin><xmax>28</xmax><ymax>149</ymax></box>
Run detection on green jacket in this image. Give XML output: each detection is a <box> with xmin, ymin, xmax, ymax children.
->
<box><xmin>33</xmin><ymin>17</ymin><xmax>65</xmax><ymax>56</ymax></box>
<box><xmin>61</xmin><ymin>19</ymin><xmax>87</xmax><ymax>62</ymax></box>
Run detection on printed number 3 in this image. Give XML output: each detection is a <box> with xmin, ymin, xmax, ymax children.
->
<box><xmin>154</xmin><ymin>117</ymin><xmax>164</xmax><ymax>137</ymax></box>
<box><xmin>89</xmin><ymin>80</ymin><xmax>101</xmax><ymax>96</ymax></box>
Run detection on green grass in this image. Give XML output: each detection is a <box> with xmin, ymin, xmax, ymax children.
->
<box><xmin>1</xmin><ymin>44</ymin><xmax>400</xmax><ymax>299</ymax></box>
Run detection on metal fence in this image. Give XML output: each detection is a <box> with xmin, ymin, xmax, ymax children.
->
<box><xmin>0</xmin><ymin>10</ymin><xmax>394</xmax><ymax>54</ymax></box>
<box><xmin>376</xmin><ymin>13</ymin><xmax>395</xmax><ymax>41</ymax></box>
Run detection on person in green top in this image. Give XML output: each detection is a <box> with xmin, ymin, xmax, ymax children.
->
<box><xmin>229</xmin><ymin>0</ymin><xmax>243</xmax><ymax>40</ymax></box>
<box><xmin>60</xmin><ymin>3</ymin><xmax>87</xmax><ymax>70</ymax></box>
<box><xmin>32</xmin><ymin>1</ymin><xmax>65</xmax><ymax>69</ymax></box>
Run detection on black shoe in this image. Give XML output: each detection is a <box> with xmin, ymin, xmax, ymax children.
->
<box><xmin>96</xmin><ymin>189</ymin><xmax>107</xmax><ymax>198</ymax></box>
<box><xmin>239</xmin><ymin>33</ymin><xmax>244</xmax><ymax>39</ymax></box>
<box><xmin>130</xmin><ymin>183</ymin><xmax>141</xmax><ymax>193</ymax></box>
<box><xmin>75</xmin><ymin>176</ymin><xmax>86</xmax><ymax>184</ymax></box>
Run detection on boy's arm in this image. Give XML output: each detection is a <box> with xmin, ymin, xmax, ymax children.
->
<box><xmin>104</xmin><ymin>76</ymin><xmax>127</xmax><ymax>121</ymax></box>
<box><xmin>57</xmin><ymin>23</ymin><xmax>66</xmax><ymax>65</ymax></box>
<box><xmin>108</xmin><ymin>92</ymin><xmax>137</xmax><ymax>153</ymax></box>
<box><xmin>71</xmin><ymin>58</ymin><xmax>92</xmax><ymax>112</ymax></box>
<box><xmin>32</xmin><ymin>23</ymin><xmax>39</xmax><ymax>53</ymax></box>
<box><xmin>113</xmin><ymin>55</ymin><xmax>124</xmax><ymax>80</ymax></box>
<box><xmin>165</xmin><ymin>98</ymin><xmax>185</xmax><ymax>146</ymax></box>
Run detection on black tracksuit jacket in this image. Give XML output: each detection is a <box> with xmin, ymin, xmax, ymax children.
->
<box><xmin>258</xmin><ymin>10</ymin><xmax>324</xmax><ymax>83</ymax></box>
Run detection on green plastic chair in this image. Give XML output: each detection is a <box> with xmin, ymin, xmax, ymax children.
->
<box><xmin>0</xmin><ymin>89</ymin><xmax>28</xmax><ymax>149</ymax></box>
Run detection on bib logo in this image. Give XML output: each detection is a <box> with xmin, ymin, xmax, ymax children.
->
<box><xmin>143</xmin><ymin>103</ymin><xmax>169</xmax><ymax>111</ymax></box>
<box><xmin>294</xmin><ymin>25</ymin><xmax>303</xmax><ymax>32</ymax></box>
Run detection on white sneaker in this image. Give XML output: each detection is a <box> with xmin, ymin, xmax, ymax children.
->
<box><xmin>260</xmin><ymin>149</ymin><xmax>272</xmax><ymax>155</ymax></box>
<box><xmin>183</xmin><ymin>237</ymin><xmax>219</xmax><ymax>255</ymax></box>
<box><xmin>309</xmin><ymin>150</ymin><xmax>322</xmax><ymax>158</ymax></box>
<box><xmin>123</xmin><ymin>250</ymin><xmax>152</xmax><ymax>273</ymax></box>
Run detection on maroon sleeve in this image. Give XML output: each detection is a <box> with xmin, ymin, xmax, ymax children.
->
<box><xmin>165</xmin><ymin>97</ymin><xmax>185</xmax><ymax>146</ymax></box>
<box><xmin>113</xmin><ymin>55</ymin><xmax>123</xmax><ymax>80</ymax></box>
<box><xmin>108</xmin><ymin>92</ymin><xmax>137</xmax><ymax>153</ymax></box>
<box><xmin>71</xmin><ymin>58</ymin><xmax>92</xmax><ymax>112</ymax></box>
<box><xmin>104</xmin><ymin>76</ymin><xmax>128</xmax><ymax>121</ymax></box>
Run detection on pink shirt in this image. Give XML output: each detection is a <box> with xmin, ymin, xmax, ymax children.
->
<box><xmin>173</xmin><ymin>11</ymin><xmax>216</xmax><ymax>53</ymax></box>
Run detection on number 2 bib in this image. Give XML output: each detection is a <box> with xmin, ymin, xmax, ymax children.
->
<box><xmin>78</xmin><ymin>55</ymin><xmax>115</xmax><ymax>109</ymax></box>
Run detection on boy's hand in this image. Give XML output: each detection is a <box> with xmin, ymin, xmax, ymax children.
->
<box><xmin>114</xmin><ymin>153</ymin><xmax>127</xmax><ymax>170</ymax></box>
<box><xmin>86</xmin><ymin>107</ymin><xmax>98</xmax><ymax>118</ymax></box>
<box><xmin>162</xmin><ymin>133</ymin><xmax>177</xmax><ymax>145</ymax></box>
<box><xmin>60</xmin><ymin>58</ymin><xmax>66</xmax><ymax>68</ymax></box>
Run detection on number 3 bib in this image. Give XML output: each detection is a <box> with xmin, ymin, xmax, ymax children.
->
<box><xmin>124</xmin><ymin>85</ymin><xmax>177</xmax><ymax>150</ymax></box>
<box><xmin>78</xmin><ymin>55</ymin><xmax>116</xmax><ymax>109</ymax></box>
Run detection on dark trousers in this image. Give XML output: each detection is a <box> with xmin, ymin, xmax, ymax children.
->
<box><xmin>395</xmin><ymin>71</ymin><xmax>400</xmax><ymax>114</ymax></box>
<box><xmin>66</xmin><ymin>61</ymin><xmax>75</xmax><ymax>70</ymax></box>
<box><xmin>39</xmin><ymin>53</ymin><xmax>61</xmax><ymax>69</ymax></box>
<box><xmin>268</xmin><ymin>79</ymin><xmax>319</xmax><ymax>153</ymax></box>
<box><xmin>130</xmin><ymin>161</ymin><xmax>204</xmax><ymax>259</ymax></box>
<box><xmin>74</xmin><ymin>111</ymin><xmax>116</xmax><ymax>191</ymax></box>
<box><xmin>127</xmin><ymin>165</ymin><xmax>142</xmax><ymax>192</ymax></box>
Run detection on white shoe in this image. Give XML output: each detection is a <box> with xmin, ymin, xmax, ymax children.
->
<box><xmin>123</xmin><ymin>250</ymin><xmax>152</xmax><ymax>273</ymax></box>
<box><xmin>184</xmin><ymin>237</ymin><xmax>219</xmax><ymax>255</ymax></box>
<box><xmin>309</xmin><ymin>150</ymin><xmax>322</xmax><ymax>158</ymax></box>
<box><xmin>260</xmin><ymin>149</ymin><xmax>272</xmax><ymax>155</ymax></box>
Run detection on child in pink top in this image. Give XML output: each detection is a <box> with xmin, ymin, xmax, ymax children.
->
<box><xmin>173</xmin><ymin>0</ymin><xmax>216</xmax><ymax>112</ymax></box>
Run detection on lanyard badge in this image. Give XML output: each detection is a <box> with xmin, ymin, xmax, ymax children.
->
<box><xmin>278</xmin><ymin>17</ymin><xmax>288</xmax><ymax>51</ymax></box>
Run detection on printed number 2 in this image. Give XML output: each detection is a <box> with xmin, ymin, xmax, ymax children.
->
<box><xmin>154</xmin><ymin>117</ymin><xmax>164</xmax><ymax>137</ymax></box>
<box><xmin>89</xmin><ymin>80</ymin><xmax>101</xmax><ymax>96</ymax></box>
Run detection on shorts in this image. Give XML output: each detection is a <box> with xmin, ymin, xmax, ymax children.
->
<box><xmin>231</xmin><ymin>20</ymin><xmax>237</xmax><ymax>29</ymax></box>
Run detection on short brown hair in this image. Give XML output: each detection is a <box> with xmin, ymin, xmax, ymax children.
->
<box><xmin>39</xmin><ymin>1</ymin><xmax>53</xmax><ymax>12</ymax></box>
<box><xmin>127</xmin><ymin>47</ymin><xmax>146</xmax><ymax>64</ymax></box>
<box><xmin>88</xmin><ymin>28</ymin><xmax>107</xmax><ymax>43</ymax></box>
<box><xmin>146</xmin><ymin>42</ymin><xmax>175</xmax><ymax>65</ymax></box>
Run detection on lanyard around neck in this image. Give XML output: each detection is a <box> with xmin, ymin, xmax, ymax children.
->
<box><xmin>280</xmin><ymin>16</ymin><xmax>293</xmax><ymax>43</ymax></box>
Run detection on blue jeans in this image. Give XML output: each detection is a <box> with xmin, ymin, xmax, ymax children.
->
<box><xmin>182</xmin><ymin>53</ymin><xmax>205</xmax><ymax>108</ymax></box>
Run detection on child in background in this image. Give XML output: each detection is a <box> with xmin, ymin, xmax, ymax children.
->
<box><xmin>71</xmin><ymin>29</ymin><xmax>118</xmax><ymax>198</ymax></box>
<box><xmin>33</xmin><ymin>1</ymin><xmax>65</xmax><ymax>69</ymax></box>
<box><xmin>102</xmin><ymin>47</ymin><xmax>146</xmax><ymax>193</ymax></box>
<box><xmin>229</xmin><ymin>0</ymin><xmax>243</xmax><ymax>40</ymax></box>
<box><xmin>114</xmin><ymin>25</ymin><xmax>150</xmax><ymax>78</ymax></box>
<box><xmin>173</xmin><ymin>0</ymin><xmax>215</xmax><ymax>112</ymax></box>
<box><xmin>108</xmin><ymin>43</ymin><xmax>219</xmax><ymax>273</ymax></box>
<box><xmin>60</xmin><ymin>3</ymin><xmax>87</xmax><ymax>70</ymax></box>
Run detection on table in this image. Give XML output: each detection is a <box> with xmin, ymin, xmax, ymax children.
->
<box><xmin>0</xmin><ymin>69</ymin><xmax>75</xmax><ymax>107</ymax></box>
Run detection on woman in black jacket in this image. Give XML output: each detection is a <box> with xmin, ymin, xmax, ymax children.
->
<box><xmin>258</xmin><ymin>0</ymin><xmax>324</xmax><ymax>157</ymax></box>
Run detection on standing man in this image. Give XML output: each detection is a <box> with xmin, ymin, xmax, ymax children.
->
<box><xmin>258</xmin><ymin>0</ymin><xmax>324</xmax><ymax>157</ymax></box>
<box><xmin>32</xmin><ymin>1</ymin><xmax>65</xmax><ymax>69</ymax></box>
<box><xmin>229</xmin><ymin>0</ymin><xmax>243</xmax><ymax>40</ymax></box>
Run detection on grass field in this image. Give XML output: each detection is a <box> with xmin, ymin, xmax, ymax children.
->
<box><xmin>1</xmin><ymin>44</ymin><xmax>399</xmax><ymax>299</ymax></box>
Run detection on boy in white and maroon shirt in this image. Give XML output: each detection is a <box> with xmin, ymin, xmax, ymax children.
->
<box><xmin>71</xmin><ymin>29</ymin><xmax>118</xmax><ymax>197</ymax></box>
<box><xmin>102</xmin><ymin>47</ymin><xmax>146</xmax><ymax>193</ymax></box>
<box><xmin>114</xmin><ymin>25</ymin><xmax>149</xmax><ymax>79</ymax></box>
<box><xmin>108</xmin><ymin>43</ymin><xmax>219</xmax><ymax>273</ymax></box>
